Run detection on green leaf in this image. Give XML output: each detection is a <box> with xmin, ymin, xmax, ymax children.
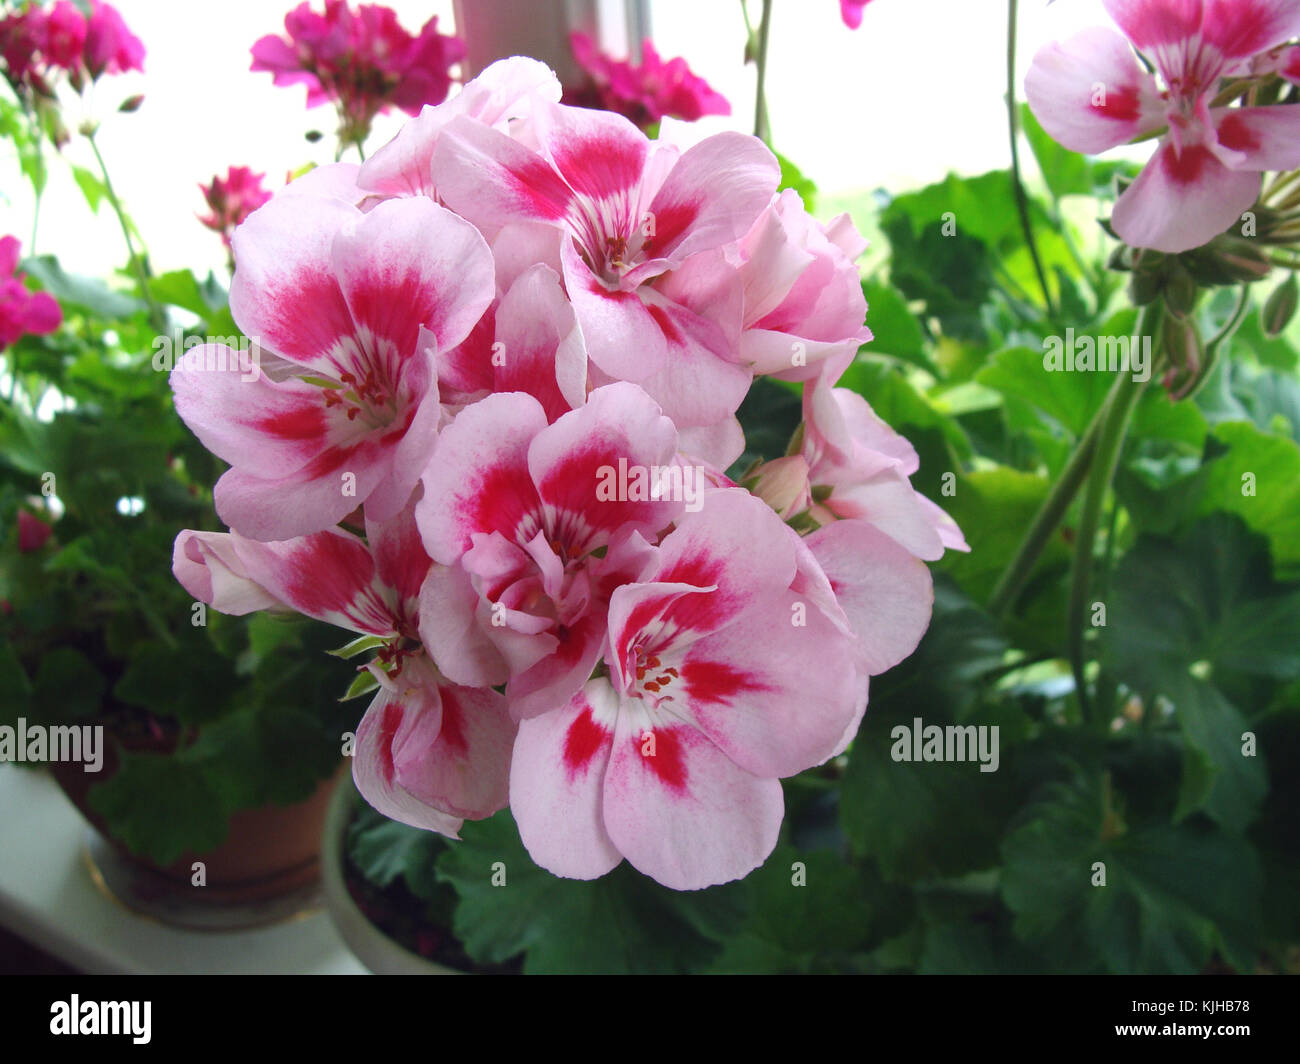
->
<box><xmin>328</xmin><ymin>634</ymin><xmax>388</xmax><ymax>660</ymax></box>
<box><xmin>773</xmin><ymin>149</ymin><xmax>816</xmax><ymax>213</ymax></box>
<box><xmin>1001</xmin><ymin>771</ymin><xmax>1262</xmax><ymax>973</ymax></box>
<box><xmin>19</xmin><ymin>255</ymin><xmax>143</xmax><ymax>319</ymax></box>
<box><xmin>33</xmin><ymin>647</ymin><xmax>105</xmax><ymax>722</ymax></box>
<box><xmin>861</xmin><ymin>280</ymin><xmax>932</xmax><ymax>371</ymax></box>
<box><xmin>87</xmin><ymin>752</ymin><xmax>230</xmax><ymax>864</ymax></box>
<box><xmin>114</xmin><ymin>642</ymin><xmax>242</xmax><ymax>726</ymax></box>
<box><xmin>69</xmin><ymin>164</ymin><xmax>107</xmax><ymax>213</ymax></box>
<box><xmin>348</xmin><ymin>806</ymin><xmax>447</xmax><ymax>900</ymax></box>
<box><xmin>705</xmin><ymin>846</ymin><xmax>909</xmax><ymax>973</ymax></box>
<box><xmin>938</xmin><ymin>467</ymin><xmax>1069</xmax><ymax>607</ymax></box>
<box><xmin>436</xmin><ymin>810</ymin><xmax>746</xmax><ymax>973</ymax></box>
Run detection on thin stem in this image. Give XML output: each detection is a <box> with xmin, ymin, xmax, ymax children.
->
<box><xmin>1006</xmin><ymin>0</ymin><xmax>1056</xmax><ymax>318</ymax></box>
<box><xmin>988</xmin><ymin>403</ymin><xmax>1102</xmax><ymax>617</ymax></box>
<box><xmin>1067</xmin><ymin>303</ymin><xmax>1158</xmax><ymax>723</ymax></box>
<box><xmin>86</xmin><ymin>131</ymin><xmax>165</xmax><ymax>334</ymax></box>
<box><xmin>753</xmin><ymin>0</ymin><xmax>773</xmax><ymax>145</ymax></box>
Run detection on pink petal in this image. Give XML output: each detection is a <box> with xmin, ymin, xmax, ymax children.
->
<box><xmin>1111</xmin><ymin>137</ymin><xmax>1260</xmax><ymax>252</ymax></box>
<box><xmin>332</xmin><ymin>196</ymin><xmax>494</xmax><ymax>356</ymax></box>
<box><xmin>172</xmin><ymin>530</ymin><xmax>286</xmax><ymax>615</ymax></box>
<box><xmin>805</xmin><ymin>519</ymin><xmax>934</xmax><ymax>676</ymax></box>
<box><xmin>418</xmin><ymin>562</ymin><xmax>510</xmax><ymax>687</ymax></box>
<box><xmin>1024</xmin><ymin>27</ymin><xmax>1165</xmax><ymax>155</ymax></box>
<box><xmin>416</xmin><ymin>391</ymin><xmax>548</xmax><ymax>563</ymax></box>
<box><xmin>510</xmin><ymin>680</ymin><xmax>623</xmax><ymax>880</ymax></box>
<box><xmin>602</xmin><ymin>708</ymin><xmax>783</xmax><ymax>890</ymax></box>
<box><xmin>1213</xmin><ymin>105</ymin><xmax>1300</xmax><ymax>171</ymax></box>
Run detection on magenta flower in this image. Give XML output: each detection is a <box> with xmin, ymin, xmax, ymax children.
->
<box><xmin>251</xmin><ymin>0</ymin><xmax>464</xmax><ymax>145</ymax></box>
<box><xmin>0</xmin><ymin>236</ymin><xmax>61</xmax><ymax>350</ymax></box>
<box><xmin>17</xmin><ymin>510</ymin><xmax>53</xmax><ymax>553</ymax></box>
<box><xmin>83</xmin><ymin>0</ymin><xmax>143</xmax><ymax>78</ymax></box>
<box><xmin>2</xmin><ymin>0</ymin><xmax>140</xmax><ymax>94</ymax></box>
<box><xmin>1026</xmin><ymin>0</ymin><xmax>1300</xmax><ymax>252</ymax></box>
<box><xmin>564</xmin><ymin>33</ymin><xmax>730</xmax><ymax>130</ymax></box>
<box><xmin>840</xmin><ymin>1</ymin><xmax>876</xmax><ymax>30</ymax></box>
<box><xmin>198</xmin><ymin>166</ymin><xmax>274</xmax><ymax>251</ymax></box>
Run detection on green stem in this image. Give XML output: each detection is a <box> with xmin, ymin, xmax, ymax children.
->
<box><xmin>1067</xmin><ymin>303</ymin><xmax>1158</xmax><ymax>722</ymax></box>
<box><xmin>86</xmin><ymin>131</ymin><xmax>165</xmax><ymax>334</ymax></box>
<box><xmin>1006</xmin><ymin>0</ymin><xmax>1056</xmax><ymax>318</ymax></box>
<box><xmin>988</xmin><ymin>411</ymin><xmax>1102</xmax><ymax>618</ymax></box>
<box><xmin>752</xmin><ymin>0</ymin><xmax>773</xmax><ymax>145</ymax></box>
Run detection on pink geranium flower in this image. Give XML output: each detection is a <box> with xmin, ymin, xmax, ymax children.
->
<box><xmin>170</xmin><ymin>189</ymin><xmax>494</xmax><ymax>541</ymax></box>
<box><xmin>198</xmin><ymin>166</ymin><xmax>274</xmax><ymax>251</ymax></box>
<box><xmin>0</xmin><ymin>236</ymin><xmax>62</xmax><ymax>350</ymax></box>
<box><xmin>0</xmin><ymin>0</ymin><xmax>140</xmax><ymax>94</ymax></box>
<box><xmin>509</xmin><ymin>489</ymin><xmax>863</xmax><ymax>890</ymax></box>
<box><xmin>431</xmin><ymin>98</ymin><xmax>779</xmax><ymax>427</ymax></box>
<box><xmin>251</xmin><ymin>0</ymin><xmax>464</xmax><ymax>145</ymax></box>
<box><xmin>416</xmin><ymin>383</ymin><xmax>681</xmax><ymax>718</ymax></box>
<box><xmin>173</xmin><ymin>503</ymin><xmax>515</xmax><ymax>834</ymax></box>
<box><xmin>564</xmin><ymin>33</ymin><xmax>730</xmax><ymax>130</ymax></box>
<box><xmin>735</xmin><ymin>188</ymin><xmax>873</xmax><ymax>381</ymax></box>
<box><xmin>1026</xmin><ymin>0</ymin><xmax>1300</xmax><ymax>252</ymax></box>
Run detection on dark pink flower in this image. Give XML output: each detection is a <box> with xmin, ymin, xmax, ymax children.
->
<box><xmin>251</xmin><ymin>1</ymin><xmax>464</xmax><ymax>145</ymax></box>
<box><xmin>82</xmin><ymin>1</ymin><xmax>144</xmax><ymax>78</ymax></box>
<box><xmin>0</xmin><ymin>236</ymin><xmax>62</xmax><ymax>350</ymax></box>
<box><xmin>198</xmin><ymin>166</ymin><xmax>274</xmax><ymax>250</ymax></box>
<box><xmin>42</xmin><ymin>2</ymin><xmax>86</xmax><ymax>71</ymax></box>
<box><xmin>564</xmin><ymin>33</ymin><xmax>729</xmax><ymax>130</ymax></box>
<box><xmin>17</xmin><ymin>510</ymin><xmax>53</xmax><ymax>553</ymax></box>
<box><xmin>840</xmin><ymin>0</ymin><xmax>875</xmax><ymax>30</ymax></box>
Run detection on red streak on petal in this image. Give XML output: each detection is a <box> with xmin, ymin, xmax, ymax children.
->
<box><xmin>438</xmin><ymin>687</ymin><xmax>468</xmax><ymax>755</ymax></box>
<box><xmin>562</xmin><ymin>705</ymin><xmax>607</xmax><ymax>775</ymax></box>
<box><xmin>378</xmin><ymin>700</ymin><xmax>404</xmax><ymax>785</ymax></box>
<box><xmin>644</xmin><ymin>726</ymin><xmax>687</xmax><ymax>791</ymax></box>
<box><xmin>1160</xmin><ymin>142</ymin><xmax>1215</xmax><ymax>187</ymax></box>
<box><xmin>1089</xmin><ymin>84</ymin><xmax>1140</xmax><ymax>122</ymax></box>
<box><xmin>256</xmin><ymin>403</ymin><xmax>326</xmax><ymax>440</ymax></box>
<box><xmin>1216</xmin><ymin>112</ymin><xmax>1260</xmax><ymax>153</ymax></box>
<box><xmin>683</xmin><ymin>659</ymin><xmax>771</xmax><ymax>706</ymax></box>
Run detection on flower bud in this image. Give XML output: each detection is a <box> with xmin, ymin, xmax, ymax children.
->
<box><xmin>1261</xmin><ymin>274</ymin><xmax>1298</xmax><ymax>338</ymax></box>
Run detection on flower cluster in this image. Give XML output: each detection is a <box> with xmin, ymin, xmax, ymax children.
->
<box><xmin>0</xmin><ymin>0</ymin><xmax>143</xmax><ymax>96</ymax></box>
<box><xmin>1</xmin><ymin>235</ymin><xmax>61</xmax><ymax>351</ymax></box>
<box><xmin>1026</xmin><ymin>0</ymin><xmax>1300</xmax><ymax>252</ymax></box>
<box><xmin>198</xmin><ymin>166</ymin><xmax>274</xmax><ymax>253</ymax></box>
<box><xmin>251</xmin><ymin>0</ymin><xmax>464</xmax><ymax>149</ymax></box>
<box><xmin>171</xmin><ymin>58</ymin><xmax>961</xmax><ymax>890</ymax></box>
<box><xmin>564</xmin><ymin>33</ymin><xmax>729</xmax><ymax>130</ymax></box>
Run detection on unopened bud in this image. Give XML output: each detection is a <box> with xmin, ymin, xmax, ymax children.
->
<box><xmin>1261</xmin><ymin>274</ymin><xmax>1298</xmax><ymax>337</ymax></box>
<box><xmin>118</xmin><ymin>94</ymin><xmax>144</xmax><ymax>113</ymax></box>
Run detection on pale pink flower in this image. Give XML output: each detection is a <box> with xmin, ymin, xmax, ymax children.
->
<box><xmin>1026</xmin><ymin>0</ymin><xmax>1300</xmax><ymax>252</ymax></box>
<box><xmin>170</xmin><ymin>190</ymin><xmax>493</xmax><ymax>541</ymax></box>
<box><xmin>172</xmin><ymin>503</ymin><xmax>515</xmax><ymax>834</ymax></box>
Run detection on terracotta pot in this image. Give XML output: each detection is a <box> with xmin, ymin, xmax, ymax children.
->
<box><xmin>50</xmin><ymin>721</ymin><xmax>343</xmax><ymax>907</ymax></box>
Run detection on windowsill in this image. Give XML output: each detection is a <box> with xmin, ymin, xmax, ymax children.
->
<box><xmin>0</xmin><ymin>765</ymin><xmax>366</xmax><ymax>974</ymax></box>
